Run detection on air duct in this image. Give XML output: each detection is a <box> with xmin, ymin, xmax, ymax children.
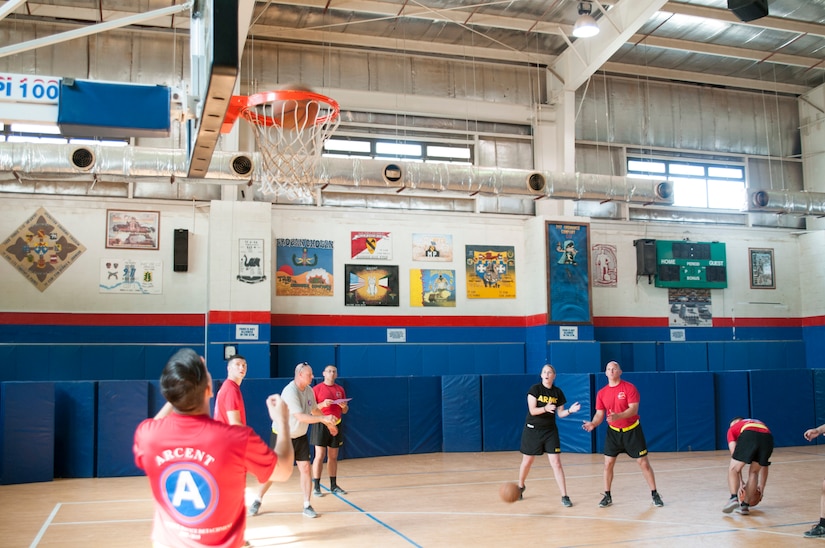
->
<box><xmin>318</xmin><ymin>157</ymin><xmax>674</xmax><ymax>205</ymax></box>
<box><xmin>0</xmin><ymin>142</ymin><xmax>254</xmax><ymax>183</ymax></box>
<box><xmin>0</xmin><ymin>143</ymin><xmax>673</xmax><ymax>205</ymax></box>
<box><xmin>750</xmin><ymin>190</ymin><xmax>825</xmax><ymax>216</ymax></box>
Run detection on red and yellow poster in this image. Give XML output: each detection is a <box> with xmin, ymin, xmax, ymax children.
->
<box><xmin>351</xmin><ymin>231</ymin><xmax>392</xmax><ymax>260</ymax></box>
<box><xmin>465</xmin><ymin>245</ymin><xmax>516</xmax><ymax>299</ymax></box>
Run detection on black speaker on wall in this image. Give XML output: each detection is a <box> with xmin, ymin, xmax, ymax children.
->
<box><xmin>173</xmin><ymin>229</ymin><xmax>189</xmax><ymax>272</ymax></box>
<box><xmin>634</xmin><ymin>238</ymin><xmax>657</xmax><ymax>283</ymax></box>
<box><xmin>728</xmin><ymin>0</ymin><xmax>768</xmax><ymax>22</ymax></box>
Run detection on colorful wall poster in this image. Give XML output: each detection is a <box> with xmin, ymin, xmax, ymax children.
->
<box><xmin>351</xmin><ymin>231</ymin><xmax>392</xmax><ymax>260</ymax></box>
<box><xmin>275</xmin><ymin>238</ymin><xmax>334</xmax><ymax>296</ymax></box>
<box><xmin>345</xmin><ymin>264</ymin><xmax>399</xmax><ymax>306</ymax></box>
<box><xmin>1</xmin><ymin>207</ymin><xmax>86</xmax><ymax>292</ymax></box>
<box><xmin>592</xmin><ymin>243</ymin><xmax>617</xmax><ymax>287</ymax></box>
<box><xmin>410</xmin><ymin>268</ymin><xmax>456</xmax><ymax>307</ymax></box>
<box><xmin>412</xmin><ymin>233</ymin><xmax>453</xmax><ymax>262</ymax></box>
<box><xmin>546</xmin><ymin>222</ymin><xmax>591</xmax><ymax>323</ymax></box>
<box><xmin>464</xmin><ymin>245</ymin><xmax>516</xmax><ymax>299</ymax></box>
<box><xmin>99</xmin><ymin>258</ymin><xmax>163</xmax><ymax>294</ymax></box>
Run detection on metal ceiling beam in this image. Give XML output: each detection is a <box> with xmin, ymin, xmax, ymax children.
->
<box><xmin>662</xmin><ymin>1</ymin><xmax>825</xmax><ymax>38</ymax></box>
<box><xmin>601</xmin><ymin>61</ymin><xmax>810</xmax><ymax>95</ymax></box>
<box><xmin>550</xmin><ymin>0</ymin><xmax>669</xmax><ymax>92</ymax></box>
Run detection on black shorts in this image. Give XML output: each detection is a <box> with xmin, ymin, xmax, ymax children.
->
<box><xmin>520</xmin><ymin>424</ymin><xmax>561</xmax><ymax>455</ymax></box>
<box><xmin>604</xmin><ymin>423</ymin><xmax>649</xmax><ymax>458</ymax></box>
<box><xmin>732</xmin><ymin>430</ymin><xmax>773</xmax><ymax>467</ymax></box>
<box><xmin>270</xmin><ymin>431</ymin><xmax>311</xmax><ymax>462</ymax></box>
<box><xmin>310</xmin><ymin>421</ymin><xmax>344</xmax><ymax>448</ymax></box>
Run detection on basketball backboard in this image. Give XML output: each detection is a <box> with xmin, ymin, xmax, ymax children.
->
<box><xmin>187</xmin><ymin>0</ymin><xmax>254</xmax><ymax>178</ymax></box>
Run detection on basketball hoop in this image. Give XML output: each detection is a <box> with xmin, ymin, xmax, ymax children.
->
<box><xmin>223</xmin><ymin>89</ymin><xmax>340</xmax><ymax>198</ymax></box>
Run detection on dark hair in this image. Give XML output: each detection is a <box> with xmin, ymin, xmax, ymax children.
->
<box><xmin>227</xmin><ymin>354</ymin><xmax>246</xmax><ymax>364</ymax></box>
<box><xmin>161</xmin><ymin>348</ymin><xmax>209</xmax><ymax>414</ymax></box>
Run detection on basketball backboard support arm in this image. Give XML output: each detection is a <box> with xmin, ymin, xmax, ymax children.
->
<box><xmin>187</xmin><ymin>0</ymin><xmax>247</xmax><ymax>178</ymax></box>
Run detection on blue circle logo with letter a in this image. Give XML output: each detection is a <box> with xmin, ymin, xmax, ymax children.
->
<box><xmin>159</xmin><ymin>463</ymin><xmax>219</xmax><ymax>524</ymax></box>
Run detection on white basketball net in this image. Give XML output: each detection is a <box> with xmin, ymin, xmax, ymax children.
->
<box><xmin>242</xmin><ymin>96</ymin><xmax>340</xmax><ymax>199</ymax></box>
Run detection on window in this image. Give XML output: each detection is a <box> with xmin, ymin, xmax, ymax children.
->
<box><xmin>323</xmin><ymin>137</ymin><xmax>473</xmax><ymax>164</ymax></box>
<box><xmin>627</xmin><ymin>155</ymin><xmax>745</xmax><ymax>210</ymax></box>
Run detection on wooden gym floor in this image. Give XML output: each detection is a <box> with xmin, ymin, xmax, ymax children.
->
<box><xmin>3</xmin><ymin>445</ymin><xmax>825</xmax><ymax>547</ymax></box>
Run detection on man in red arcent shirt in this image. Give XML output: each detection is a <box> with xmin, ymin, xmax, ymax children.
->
<box><xmin>311</xmin><ymin>364</ymin><xmax>349</xmax><ymax>496</ymax></box>
<box><xmin>722</xmin><ymin>417</ymin><xmax>773</xmax><ymax>515</ymax></box>
<box><xmin>134</xmin><ymin>348</ymin><xmax>294</xmax><ymax>548</ymax></box>
<box><xmin>214</xmin><ymin>354</ymin><xmax>247</xmax><ymax>426</ymax></box>
<box><xmin>582</xmin><ymin>360</ymin><xmax>663</xmax><ymax>509</ymax></box>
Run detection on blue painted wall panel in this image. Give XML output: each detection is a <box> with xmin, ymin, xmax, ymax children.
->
<box><xmin>240</xmin><ymin>379</ymin><xmax>291</xmax><ymax>447</ymax></box>
<box><xmin>396</xmin><ymin>345</ymin><xmax>424</xmax><ymax>376</ymax></box>
<box><xmin>0</xmin><ymin>382</ymin><xmax>54</xmax><ymax>484</ymax></box>
<box><xmin>344</xmin><ymin>377</ymin><xmax>410</xmax><ymax>458</ymax></box>
<box><xmin>661</xmin><ymin>342</ymin><xmax>708</xmax><ymax>372</ymax></box>
<box><xmin>714</xmin><ymin>371</ymin><xmax>750</xmax><ymax>449</ymax></box>
<box><xmin>49</xmin><ymin>346</ymin><xmax>83</xmax><ymax>381</ymax></box>
<box><xmin>750</xmin><ymin>369</ymin><xmax>814</xmax><ymax>447</ymax></box>
<box><xmin>548</xmin><ymin>341</ymin><xmax>601</xmax><ymax>374</ymax></box>
<box><xmin>556</xmin><ymin>373</ymin><xmax>592</xmax><ymax>454</ymax></box>
<box><xmin>813</xmin><ymin>369</ymin><xmax>825</xmax><ymax>446</ymax></box>
<box><xmin>96</xmin><ymin>381</ymin><xmax>147</xmax><ymax>477</ymax></box>
<box><xmin>442</xmin><ymin>375</ymin><xmax>481</xmax><ymax>452</ymax></box>
<box><xmin>675</xmin><ymin>372</ymin><xmax>715</xmax><ymax>451</ymax></box>
<box><xmin>276</xmin><ymin>345</ymin><xmax>336</xmax><ymax>378</ymax></box>
<box><xmin>54</xmin><ymin>381</ymin><xmax>95</xmax><ymax>478</ymax></box>
<box><xmin>409</xmin><ymin>377</ymin><xmax>442</xmax><ymax>454</ymax></box>
<box><xmin>481</xmin><ymin>374</ymin><xmax>532</xmax><ymax>451</ymax></box>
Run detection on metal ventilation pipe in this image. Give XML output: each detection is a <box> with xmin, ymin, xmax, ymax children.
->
<box><xmin>750</xmin><ymin>190</ymin><xmax>825</xmax><ymax>216</ymax></box>
<box><xmin>0</xmin><ymin>142</ymin><xmax>254</xmax><ymax>181</ymax></box>
<box><xmin>318</xmin><ymin>157</ymin><xmax>673</xmax><ymax>204</ymax></box>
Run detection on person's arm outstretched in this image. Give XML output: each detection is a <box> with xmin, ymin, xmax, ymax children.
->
<box><xmin>267</xmin><ymin>394</ymin><xmax>294</xmax><ymax>482</ymax></box>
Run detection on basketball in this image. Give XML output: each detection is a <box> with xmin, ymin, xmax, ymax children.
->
<box><xmin>273</xmin><ymin>83</ymin><xmax>319</xmax><ymax>131</ymax></box>
<box><xmin>499</xmin><ymin>482</ymin><xmax>521</xmax><ymax>503</ymax></box>
<box><xmin>737</xmin><ymin>485</ymin><xmax>763</xmax><ymax>507</ymax></box>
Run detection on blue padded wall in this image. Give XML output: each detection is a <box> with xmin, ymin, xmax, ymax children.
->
<box><xmin>342</xmin><ymin>377</ymin><xmax>410</xmax><ymax>458</ymax></box>
<box><xmin>674</xmin><ymin>372</ymin><xmax>715</xmax><ymax>451</ymax></box>
<box><xmin>713</xmin><ymin>371</ymin><xmax>750</xmax><ymax>449</ymax></box>
<box><xmin>547</xmin><ymin>341</ymin><xmax>601</xmax><ymax>374</ymax></box>
<box><xmin>556</xmin><ymin>373</ymin><xmax>592</xmax><ymax>454</ymax></box>
<box><xmin>54</xmin><ymin>382</ymin><xmax>96</xmax><ymax>478</ymax></box>
<box><xmin>481</xmin><ymin>374</ymin><xmax>532</xmax><ymax>451</ymax></box>
<box><xmin>409</xmin><ymin>377</ymin><xmax>442</xmax><ymax>454</ymax></box>
<box><xmin>750</xmin><ymin>369</ymin><xmax>814</xmax><ymax>447</ymax></box>
<box><xmin>661</xmin><ymin>342</ymin><xmax>708</xmax><ymax>372</ymax></box>
<box><xmin>0</xmin><ymin>382</ymin><xmax>54</xmax><ymax>484</ymax></box>
<box><xmin>97</xmin><ymin>381</ymin><xmax>147</xmax><ymax>477</ymax></box>
<box><xmin>443</xmin><ymin>375</ymin><xmax>481</xmax><ymax>452</ymax></box>
<box><xmin>814</xmin><ymin>369</ymin><xmax>825</xmax><ymax>446</ymax></box>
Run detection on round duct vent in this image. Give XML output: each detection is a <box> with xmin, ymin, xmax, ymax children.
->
<box><xmin>71</xmin><ymin>147</ymin><xmax>95</xmax><ymax>171</ymax></box>
<box><xmin>231</xmin><ymin>155</ymin><xmax>253</xmax><ymax>176</ymax></box>
<box><xmin>752</xmin><ymin>190</ymin><xmax>770</xmax><ymax>208</ymax></box>
<box><xmin>656</xmin><ymin>181</ymin><xmax>674</xmax><ymax>201</ymax></box>
<box><xmin>383</xmin><ymin>163</ymin><xmax>403</xmax><ymax>184</ymax></box>
<box><xmin>527</xmin><ymin>172</ymin><xmax>546</xmax><ymax>193</ymax></box>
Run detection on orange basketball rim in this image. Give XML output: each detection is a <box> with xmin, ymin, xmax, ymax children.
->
<box><xmin>221</xmin><ymin>89</ymin><xmax>340</xmax><ymax>133</ymax></box>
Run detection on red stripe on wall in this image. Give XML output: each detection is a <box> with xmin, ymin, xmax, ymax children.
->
<box><xmin>713</xmin><ymin>317</ymin><xmax>802</xmax><ymax>328</ymax></box>
<box><xmin>269</xmin><ymin>313</ymin><xmax>548</xmax><ymax>328</ymax></box>
<box><xmin>0</xmin><ymin>312</ymin><xmax>204</xmax><ymax>326</ymax></box>
<box><xmin>593</xmin><ymin>316</ymin><xmax>669</xmax><ymax>327</ymax></box>
<box><xmin>208</xmin><ymin>311</ymin><xmax>271</xmax><ymax>324</ymax></box>
<box><xmin>803</xmin><ymin>315</ymin><xmax>825</xmax><ymax>327</ymax></box>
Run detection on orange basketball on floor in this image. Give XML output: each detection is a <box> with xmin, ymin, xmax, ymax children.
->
<box><xmin>499</xmin><ymin>482</ymin><xmax>521</xmax><ymax>503</ymax></box>
<box><xmin>738</xmin><ymin>485</ymin><xmax>763</xmax><ymax>507</ymax></box>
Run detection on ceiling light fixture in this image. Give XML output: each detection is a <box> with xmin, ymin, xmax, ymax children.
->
<box><xmin>572</xmin><ymin>1</ymin><xmax>600</xmax><ymax>38</ymax></box>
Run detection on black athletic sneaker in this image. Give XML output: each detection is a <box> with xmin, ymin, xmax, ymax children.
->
<box><xmin>518</xmin><ymin>485</ymin><xmax>525</xmax><ymax>500</ymax></box>
<box><xmin>313</xmin><ymin>487</ymin><xmax>324</xmax><ymax>497</ymax></box>
<box><xmin>332</xmin><ymin>486</ymin><xmax>347</xmax><ymax>495</ymax></box>
<box><xmin>599</xmin><ymin>493</ymin><xmax>612</xmax><ymax>508</ymax></box>
<box><xmin>561</xmin><ymin>496</ymin><xmax>573</xmax><ymax>507</ymax></box>
<box><xmin>652</xmin><ymin>492</ymin><xmax>664</xmax><ymax>507</ymax></box>
<box><xmin>804</xmin><ymin>524</ymin><xmax>825</xmax><ymax>538</ymax></box>
<box><xmin>736</xmin><ymin>503</ymin><xmax>749</xmax><ymax>515</ymax></box>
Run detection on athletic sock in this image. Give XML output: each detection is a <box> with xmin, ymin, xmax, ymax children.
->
<box><xmin>313</xmin><ymin>478</ymin><xmax>320</xmax><ymax>490</ymax></box>
<box><xmin>729</xmin><ymin>494</ymin><xmax>737</xmax><ymax>500</ymax></box>
<box><xmin>819</xmin><ymin>518</ymin><xmax>825</xmax><ymax>528</ymax></box>
<box><xmin>330</xmin><ymin>476</ymin><xmax>338</xmax><ymax>488</ymax></box>
<box><xmin>651</xmin><ymin>490</ymin><xmax>658</xmax><ymax>497</ymax></box>
<box><xmin>604</xmin><ymin>491</ymin><xmax>611</xmax><ymax>497</ymax></box>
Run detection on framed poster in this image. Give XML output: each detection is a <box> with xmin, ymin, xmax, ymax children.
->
<box><xmin>275</xmin><ymin>238</ymin><xmax>334</xmax><ymax>296</ymax></box>
<box><xmin>106</xmin><ymin>209</ymin><xmax>159</xmax><ymax>250</ymax></box>
<box><xmin>351</xmin><ymin>231</ymin><xmax>392</xmax><ymax>260</ymax></box>
<box><xmin>546</xmin><ymin>221</ymin><xmax>592</xmax><ymax>324</ymax></box>
<box><xmin>345</xmin><ymin>264</ymin><xmax>399</xmax><ymax>306</ymax></box>
<box><xmin>465</xmin><ymin>245</ymin><xmax>516</xmax><ymax>299</ymax></box>
<box><xmin>410</xmin><ymin>268</ymin><xmax>456</xmax><ymax>307</ymax></box>
<box><xmin>412</xmin><ymin>233</ymin><xmax>453</xmax><ymax>262</ymax></box>
<box><xmin>749</xmin><ymin>248</ymin><xmax>775</xmax><ymax>289</ymax></box>
<box><xmin>237</xmin><ymin>238</ymin><xmax>266</xmax><ymax>284</ymax></box>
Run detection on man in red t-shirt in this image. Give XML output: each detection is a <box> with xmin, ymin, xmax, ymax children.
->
<box><xmin>311</xmin><ymin>364</ymin><xmax>350</xmax><ymax>496</ymax></box>
<box><xmin>582</xmin><ymin>360</ymin><xmax>663</xmax><ymax>508</ymax></box>
<box><xmin>134</xmin><ymin>348</ymin><xmax>294</xmax><ymax>548</ymax></box>
<box><xmin>722</xmin><ymin>417</ymin><xmax>773</xmax><ymax>515</ymax></box>
<box><xmin>214</xmin><ymin>354</ymin><xmax>247</xmax><ymax>426</ymax></box>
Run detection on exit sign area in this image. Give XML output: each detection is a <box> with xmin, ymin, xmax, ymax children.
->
<box><xmin>655</xmin><ymin>240</ymin><xmax>727</xmax><ymax>289</ymax></box>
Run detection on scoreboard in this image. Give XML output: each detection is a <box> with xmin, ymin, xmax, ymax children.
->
<box><xmin>655</xmin><ymin>240</ymin><xmax>727</xmax><ymax>289</ymax></box>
